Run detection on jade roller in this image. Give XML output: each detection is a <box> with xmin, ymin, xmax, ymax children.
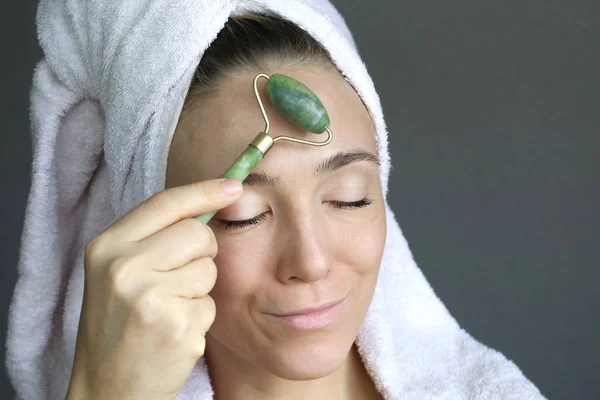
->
<box><xmin>195</xmin><ymin>73</ymin><xmax>334</xmax><ymax>223</ymax></box>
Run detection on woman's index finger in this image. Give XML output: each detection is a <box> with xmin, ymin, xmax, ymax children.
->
<box><xmin>105</xmin><ymin>179</ymin><xmax>242</xmax><ymax>242</ymax></box>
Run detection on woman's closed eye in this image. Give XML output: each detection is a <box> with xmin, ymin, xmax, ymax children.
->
<box><xmin>214</xmin><ymin>197</ymin><xmax>374</xmax><ymax>229</ymax></box>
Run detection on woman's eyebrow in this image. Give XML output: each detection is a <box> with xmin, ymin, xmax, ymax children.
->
<box><xmin>242</xmin><ymin>149</ymin><xmax>380</xmax><ymax>187</ymax></box>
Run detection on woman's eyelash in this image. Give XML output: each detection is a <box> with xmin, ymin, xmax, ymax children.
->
<box><xmin>328</xmin><ymin>198</ymin><xmax>373</xmax><ymax>210</ymax></box>
<box><xmin>216</xmin><ymin>212</ymin><xmax>269</xmax><ymax>229</ymax></box>
<box><xmin>215</xmin><ymin>198</ymin><xmax>374</xmax><ymax>229</ymax></box>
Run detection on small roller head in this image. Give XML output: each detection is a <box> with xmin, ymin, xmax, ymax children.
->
<box><xmin>264</xmin><ymin>73</ymin><xmax>330</xmax><ymax>134</ymax></box>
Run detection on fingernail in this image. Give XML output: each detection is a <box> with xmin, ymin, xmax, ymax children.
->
<box><xmin>220</xmin><ymin>179</ymin><xmax>242</xmax><ymax>195</ymax></box>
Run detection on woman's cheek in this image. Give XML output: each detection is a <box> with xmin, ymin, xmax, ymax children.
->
<box><xmin>211</xmin><ymin>238</ymin><xmax>269</xmax><ymax>303</ymax></box>
<box><xmin>335</xmin><ymin>207</ymin><xmax>386</xmax><ymax>276</ymax></box>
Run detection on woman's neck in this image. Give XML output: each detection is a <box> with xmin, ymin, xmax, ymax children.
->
<box><xmin>205</xmin><ymin>338</ymin><xmax>382</xmax><ymax>400</ymax></box>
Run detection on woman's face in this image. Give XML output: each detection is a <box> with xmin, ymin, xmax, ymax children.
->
<box><xmin>166</xmin><ymin>64</ymin><xmax>386</xmax><ymax>380</ymax></box>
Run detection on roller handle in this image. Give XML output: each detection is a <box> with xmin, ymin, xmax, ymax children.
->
<box><xmin>194</xmin><ymin>145</ymin><xmax>264</xmax><ymax>223</ymax></box>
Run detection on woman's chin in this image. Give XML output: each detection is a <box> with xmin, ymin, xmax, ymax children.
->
<box><xmin>262</xmin><ymin>339</ymin><xmax>354</xmax><ymax>381</ymax></box>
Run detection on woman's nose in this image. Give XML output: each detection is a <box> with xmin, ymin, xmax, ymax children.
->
<box><xmin>275</xmin><ymin>213</ymin><xmax>331</xmax><ymax>284</ymax></box>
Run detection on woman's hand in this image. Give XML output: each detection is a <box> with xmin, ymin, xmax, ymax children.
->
<box><xmin>65</xmin><ymin>178</ymin><xmax>243</xmax><ymax>400</ymax></box>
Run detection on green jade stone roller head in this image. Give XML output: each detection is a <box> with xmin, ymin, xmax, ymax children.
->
<box><xmin>195</xmin><ymin>73</ymin><xmax>334</xmax><ymax>223</ymax></box>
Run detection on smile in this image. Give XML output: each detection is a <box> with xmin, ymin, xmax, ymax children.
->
<box><xmin>266</xmin><ymin>297</ymin><xmax>346</xmax><ymax>330</ymax></box>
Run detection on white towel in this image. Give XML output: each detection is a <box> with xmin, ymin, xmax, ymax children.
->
<box><xmin>5</xmin><ymin>0</ymin><xmax>547</xmax><ymax>399</ymax></box>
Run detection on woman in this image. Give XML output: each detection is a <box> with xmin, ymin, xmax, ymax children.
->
<box><xmin>164</xmin><ymin>13</ymin><xmax>386</xmax><ymax>399</ymax></box>
<box><xmin>6</xmin><ymin>2</ymin><xmax>546</xmax><ymax>399</ymax></box>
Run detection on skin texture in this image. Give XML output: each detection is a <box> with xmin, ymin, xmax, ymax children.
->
<box><xmin>166</xmin><ymin>64</ymin><xmax>387</xmax><ymax>400</ymax></box>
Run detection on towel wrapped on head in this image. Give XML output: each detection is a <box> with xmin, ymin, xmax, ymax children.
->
<box><xmin>5</xmin><ymin>0</ymin><xmax>546</xmax><ymax>399</ymax></box>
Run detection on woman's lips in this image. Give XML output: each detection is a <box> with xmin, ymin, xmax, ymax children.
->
<box><xmin>266</xmin><ymin>298</ymin><xmax>346</xmax><ymax>330</ymax></box>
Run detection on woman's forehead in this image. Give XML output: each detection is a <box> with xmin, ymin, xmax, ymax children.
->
<box><xmin>171</xmin><ymin>65</ymin><xmax>377</xmax><ymax>183</ymax></box>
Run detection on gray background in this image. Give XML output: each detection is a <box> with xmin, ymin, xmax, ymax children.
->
<box><xmin>2</xmin><ymin>1</ymin><xmax>598</xmax><ymax>398</ymax></box>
